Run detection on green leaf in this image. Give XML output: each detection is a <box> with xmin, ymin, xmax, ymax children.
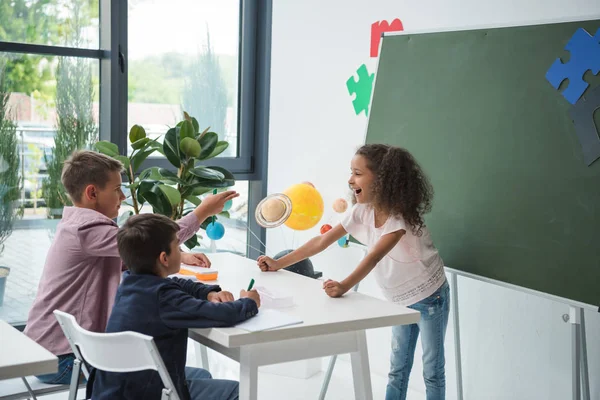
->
<box><xmin>129</xmin><ymin>125</ymin><xmax>146</xmax><ymax>143</ymax></box>
<box><xmin>184</xmin><ymin>235</ymin><xmax>199</xmax><ymax>250</ymax></box>
<box><xmin>200</xmin><ymin>217</ymin><xmax>213</xmax><ymax>230</ymax></box>
<box><xmin>114</xmin><ymin>155</ymin><xmax>130</xmax><ymax>170</ymax></box>
<box><xmin>191</xmin><ymin>117</ymin><xmax>200</xmax><ymax>134</ymax></box>
<box><xmin>189</xmin><ymin>178</ymin><xmax>233</xmax><ymax>189</ymax></box>
<box><xmin>206</xmin><ymin>141</ymin><xmax>229</xmax><ymax>159</ymax></box>
<box><xmin>163</xmin><ymin>127</ymin><xmax>182</xmax><ymax>168</ymax></box>
<box><xmin>147</xmin><ymin>138</ymin><xmax>164</xmax><ymax>154</ymax></box>
<box><xmin>131</xmin><ymin>137</ymin><xmax>150</xmax><ymax>150</ymax></box>
<box><xmin>94</xmin><ymin>141</ymin><xmax>119</xmax><ymax>157</ymax></box>
<box><xmin>183</xmin><ymin>111</ymin><xmax>191</xmax><ymax>121</ymax></box>
<box><xmin>191</xmin><ymin>186</ymin><xmax>213</xmax><ymax>196</ymax></box>
<box><xmin>158</xmin><ymin>185</ymin><xmax>182</xmax><ymax>206</ymax></box>
<box><xmin>198</xmin><ymin>132</ymin><xmax>218</xmax><ymax>160</ymax></box>
<box><xmin>219</xmin><ymin>211</ymin><xmax>231</xmax><ymax>219</ymax></box>
<box><xmin>180</xmin><ymin>120</ymin><xmax>195</xmax><ymax>140</ymax></box>
<box><xmin>138</xmin><ymin>181</ymin><xmax>172</xmax><ymax>217</ymax></box>
<box><xmin>158</xmin><ymin>168</ymin><xmax>184</xmax><ymax>184</ymax></box>
<box><xmin>206</xmin><ymin>166</ymin><xmax>235</xmax><ymax>181</ymax></box>
<box><xmin>132</xmin><ymin>149</ymin><xmax>155</xmax><ymax>172</ymax></box>
<box><xmin>189</xmin><ymin>166</ymin><xmax>225</xmax><ymax>181</ymax></box>
<box><xmin>185</xmin><ymin>195</ymin><xmax>202</xmax><ymax>206</ymax></box>
<box><xmin>139</xmin><ymin>168</ymin><xmax>162</xmax><ymax>181</ymax></box>
<box><xmin>198</xmin><ymin>126</ymin><xmax>211</xmax><ymax>139</ymax></box>
<box><xmin>180</xmin><ymin>137</ymin><xmax>201</xmax><ymax>158</ymax></box>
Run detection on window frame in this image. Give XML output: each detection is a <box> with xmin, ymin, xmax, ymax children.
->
<box><xmin>0</xmin><ymin>1</ymin><xmax>271</xmax><ymax>329</ymax></box>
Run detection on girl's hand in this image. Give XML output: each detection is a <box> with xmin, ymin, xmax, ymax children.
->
<box><xmin>257</xmin><ymin>256</ymin><xmax>279</xmax><ymax>272</ymax></box>
<box><xmin>323</xmin><ymin>279</ymin><xmax>348</xmax><ymax>298</ymax></box>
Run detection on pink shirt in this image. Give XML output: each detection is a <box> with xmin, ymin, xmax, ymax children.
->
<box><xmin>23</xmin><ymin>207</ymin><xmax>200</xmax><ymax>356</ymax></box>
<box><xmin>341</xmin><ymin>204</ymin><xmax>446</xmax><ymax>306</ymax></box>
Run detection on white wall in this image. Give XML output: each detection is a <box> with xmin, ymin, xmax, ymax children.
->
<box><xmin>267</xmin><ymin>1</ymin><xmax>600</xmax><ymax>399</ymax></box>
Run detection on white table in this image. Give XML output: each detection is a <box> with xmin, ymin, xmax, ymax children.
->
<box><xmin>0</xmin><ymin>320</ymin><xmax>57</xmax><ymax>380</ymax></box>
<box><xmin>188</xmin><ymin>253</ymin><xmax>420</xmax><ymax>400</ymax></box>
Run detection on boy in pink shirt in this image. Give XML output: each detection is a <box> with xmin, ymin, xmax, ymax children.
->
<box><xmin>24</xmin><ymin>150</ymin><xmax>237</xmax><ymax>384</ymax></box>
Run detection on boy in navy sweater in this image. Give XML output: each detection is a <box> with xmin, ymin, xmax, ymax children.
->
<box><xmin>91</xmin><ymin>214</ymin><xmax>260</xmax><ymax>400</ymax></box>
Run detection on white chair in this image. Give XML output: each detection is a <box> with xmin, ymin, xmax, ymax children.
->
<box><xmin>53</xmin><ymin>310</ymin><xmax>180</xmax><ymax>400</ymax></box>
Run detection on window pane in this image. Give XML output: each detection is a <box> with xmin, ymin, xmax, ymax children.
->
<box><xmin>0</xmin><ymin>53</ymin><xmax>99</xmax><ymax>325</ymax></box>
<box><xmin>197</xmin><ymin>180</ymin><xmax>249</xmax><ymax>256</ymax></box>
<box><xmin>0</xmin><ymin>0</ymin><xmax>99</xmax><ymax>49</ymax></box>
<box><xmin>128</xmin><ymin>0</ymin><xmax>240</xmax><ymax>158</ymax></box>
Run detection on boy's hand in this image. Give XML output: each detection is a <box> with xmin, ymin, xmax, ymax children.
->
<box><xmin>199</xmin><ymin>190</ymin><xmax>239</xmax><ymax>216</ymax></box>
<box><xmin>240</xmin><ymin>289</ymin><xmax>261</xmax><ymax>308</ymax></box>
<box><xmin>181</xmin><ymin>252</ymin><xmax>211</xmax><ymax>268</ymax></box>
<box><xmin>257</xmin><ymin>256</ymin><xmax>279</xmax><ymax>272</ymax></box>
<box><xmin>207</xmin><ymin>291</ymin><xmax>234</xmax><ymax>303</ymax></box>
<box><xmin>323</xmin><ymin>279</ymin><xmax>348</xmax><ymax>298</ymax></box>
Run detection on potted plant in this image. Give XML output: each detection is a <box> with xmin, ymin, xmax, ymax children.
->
<box><xmin>0</xmin><ymin>70</ymin><xmax>23</xmax><ymax>307</ymax></box>
<box><xmin>95</xmin><ymin>112</ymin><xmax>234</xmax><ymax>249</ymax></box>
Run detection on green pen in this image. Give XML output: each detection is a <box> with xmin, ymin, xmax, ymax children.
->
<box><xmin>247</xmin><ymin>278</ymin><xmax>255</xmax><ymax>291</ymax></box>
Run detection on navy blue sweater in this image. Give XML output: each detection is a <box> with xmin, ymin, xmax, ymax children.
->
<box><xmin>91</xmin><ymin>271</ymin><xmax>258</xmax><ymax>400</ymax></box>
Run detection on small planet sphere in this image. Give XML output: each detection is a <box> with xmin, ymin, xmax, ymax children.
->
<box><xmin>261</xmin><ymin>198</ymin><xmax>286</xmax><ymax>222</ymax></box>
<box><xmin>320</xmin><ymin>224</ymin><xmax>332</xmax><ymax>234</ymax></box>
<box><xmin>255</xmin><ymin>193</ymin><xmax>293</xmax><ymax>228</ymax></box>
<box><xmin>283</xmin><ymin>183</ymin><xmax>324</xmax><ymax>231</ymax></box>
<box><xmin>337</xmin><ymin>236</ymin><xmax>349</xmax><ymax>248</ymax></box>
<box><xmin>206</xmin><ymin>221</ymin><xmax>225</xmax><ymax>240</ymax></box>
<box><xmin>332</xmin><ymin>198</ymin><xmax>348</xmax><ymax>213</ymax></box>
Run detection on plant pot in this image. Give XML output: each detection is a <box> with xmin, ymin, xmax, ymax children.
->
<box><xmin>0</xmin><ymin>266</ymin><xmax>9</xmax><ymax>307</ymax></box>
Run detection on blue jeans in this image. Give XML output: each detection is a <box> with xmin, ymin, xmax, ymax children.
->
<box><xmin>37</xmin><ymin>353</ymin><xmax>87</xmax><ymax>385</ymax></box>
<box><xmin>185</xmin><ymin>367</ymin><xmax>238</xmax><ymax>400</ymax></box>
<box><xmin>385</xmin><ymin>281</ymin><xmax>450</xmax><ymax>400</ymax></box>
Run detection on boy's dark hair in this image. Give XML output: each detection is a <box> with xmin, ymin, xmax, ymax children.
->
<box><xmin>355</xmin><ymin>144</ymin><xmax>434</xmax><ymax>236</ymax></box>
<box><xmin>61</xmin><ymin>150</ymin><xmax>124</xmax><ymax>203</ymax></box>
<box><xmin>117</xmin><ymin>214</ymin><xmax>180</xmax><ymax>275</ymax></box>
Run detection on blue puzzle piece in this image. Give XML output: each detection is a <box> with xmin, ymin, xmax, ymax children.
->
<box><xmin>546</xmin><ymin>28</ymin><xmax>600</xmax><ymax>105</ymax></box>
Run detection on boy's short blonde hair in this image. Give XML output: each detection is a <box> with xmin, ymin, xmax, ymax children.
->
<box><xmin>61</xmin><ymin>150</ymin><xmax>124</xmax><ymax>203</ymax></box>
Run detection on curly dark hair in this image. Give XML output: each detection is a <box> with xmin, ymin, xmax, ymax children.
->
<box><xmin>355</xmin><ymin>144</ymin><xmax>434</xmax><ymax>236</ymax></box>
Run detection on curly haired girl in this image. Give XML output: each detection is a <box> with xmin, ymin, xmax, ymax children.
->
<box><xmin>258</xmin><ymin>144</ymin><xmax>449</xmax><ymax>400</ymax></box>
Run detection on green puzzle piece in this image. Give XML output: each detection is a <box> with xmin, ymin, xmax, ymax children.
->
<box><xmin>346</xmin><ymin>64</ymin><xmax>375</xmax><ymax>116</ymax></box>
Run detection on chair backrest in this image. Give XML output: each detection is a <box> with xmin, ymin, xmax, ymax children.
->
<box><xmin>53</xmin><ymin>310</ymin><xmax>180</xmax><ymax>400</ymax></box>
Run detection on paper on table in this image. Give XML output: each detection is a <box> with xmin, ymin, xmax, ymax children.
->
<box><xmin>235</xmin><ymin>309</ymin><xmax>303</xmax><ymax>332</ymax></box>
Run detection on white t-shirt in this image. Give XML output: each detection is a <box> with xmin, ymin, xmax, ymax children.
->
<box><xmin>341</xmin><ymin>203</ymin><xmax>446</xmax><ymax>306</ymax></box>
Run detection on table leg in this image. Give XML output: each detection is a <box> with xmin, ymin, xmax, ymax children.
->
<box><xmin>350</xmin><ymin>330</ymin><xmax>373</xmax><ymax>400</ymax></box>
<box><xmin>239</xmin><ymin>347</ymin><xmax>259</xmax><ymax>400</ymax></box>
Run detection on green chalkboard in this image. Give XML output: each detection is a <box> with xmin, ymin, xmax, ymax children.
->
<box><xmin>366</xmin><ymin>20</ymin><xmax>600</xmax><ymax>307</ymax></box>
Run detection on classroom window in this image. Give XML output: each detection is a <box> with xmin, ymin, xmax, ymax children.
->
<box><xmin>127</xmin><ymin>0</ymin><xmax>241</xmax><ymax>159</ymax></box>
<box><xmin>0</xmin><ymin>0</ymin><xmax>270</xmax><ymax>327</ymax></box>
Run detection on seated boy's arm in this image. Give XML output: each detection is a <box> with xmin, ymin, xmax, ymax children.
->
<box><xmin>78</xmin><ymin>222</ymin><xmax>120</xmax><ymax>257</ymax></box>
<box><xmin>158</xmin><ymin>285</ymin><xmax>258</xmax><ymax>329</ymax></box>
<box><xmin>170</xmin><ymin>276</ymin><xmax>219</xmax><ymax>300</ymax></box>
<box><xmin>175</xmin><ymin>213</ymin><xmax>202</xmax><ymax>245</ymax></box>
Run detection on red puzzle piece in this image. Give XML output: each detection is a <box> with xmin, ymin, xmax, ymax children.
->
<box><xmin>371</xmin><ymin>19</ymin><xmax>404</xmax><ymax>57</ymax></box>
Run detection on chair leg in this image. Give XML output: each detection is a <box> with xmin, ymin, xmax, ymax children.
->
<box><xmin>21</xmin><ymin>377</ymin><xmax>38</xmax><ymax>400</ymax></box>
<box><xmin>69</xmin><ymin>359</ymin><xmax>82</xmax><ymax>400</ymax></box>
<box><xmin>194</xmin><ymin>341</ymin><xmax>210</xmax><ymax>371</ymax></box>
